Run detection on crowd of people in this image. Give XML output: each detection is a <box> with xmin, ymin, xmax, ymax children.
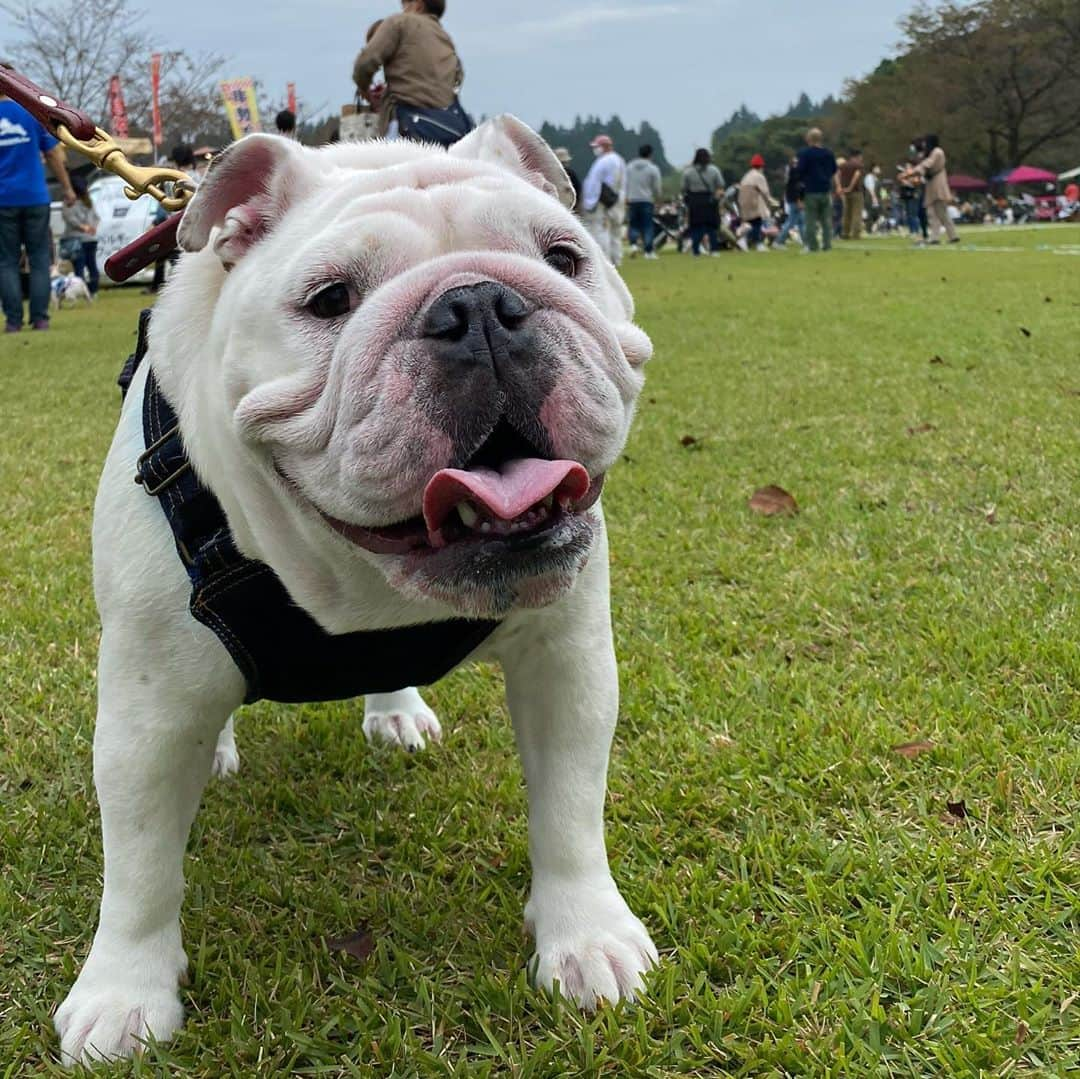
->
<box><xmin>555</xmin><ymin>126</ymin><xmax>1080</xmax><ymax>260</ymax></box>
<box><xmin>550</xmin><ymin>126</ymin><xmax>997</xmax><ymax>260</ymax></box>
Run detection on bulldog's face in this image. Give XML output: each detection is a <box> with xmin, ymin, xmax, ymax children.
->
<box><xmin>175</xmin><ymin>118</ymin><xmax>651</xmax><ymax>619</ymax></box>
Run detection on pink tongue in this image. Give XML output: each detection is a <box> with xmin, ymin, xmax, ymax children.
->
<box><xmin>423</xmin><ymin>458</ymin><xmax>589</xmax><ymax>534</ymax></box>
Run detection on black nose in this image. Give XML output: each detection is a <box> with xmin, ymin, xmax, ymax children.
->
<box><xmin>422</xmin><ymin>282</ymin><xmax>530</xmax><ymax>363</ymax></box>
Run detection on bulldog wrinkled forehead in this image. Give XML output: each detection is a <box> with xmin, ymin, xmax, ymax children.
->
<box><xmin>177</xmin><ymin>116</ymin><xmax>577</xmax><ymax>262</ymax></box>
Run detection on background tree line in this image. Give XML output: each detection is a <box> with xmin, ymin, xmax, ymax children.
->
<box><xmin>4</xmin><ymin>0</ymin><xmax>1079</xmax><ymax>181</ymax></box>
<box><xmin>537</xmin><ymin>116</ymin><xmax>674</xmax><ymax>176</ymax></box>
<box><xmin>707</xmin><ymin>0</ymin><xmax>1080</xmax><ymax>183</ymax></box>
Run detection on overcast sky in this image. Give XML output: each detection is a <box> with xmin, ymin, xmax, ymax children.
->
<box><xmin>2</xmin><ymin>0</ymin><xmax>918</xmax><ymax>163</ymax></box>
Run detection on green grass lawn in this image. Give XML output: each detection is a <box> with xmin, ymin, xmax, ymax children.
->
<box><xmin>2</xmin><ymin>226</ymin><xmax>1079</xmax><ymax>1076</ymax></box>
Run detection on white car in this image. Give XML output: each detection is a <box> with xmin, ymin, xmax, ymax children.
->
<box><xmin>89</xmin><ymin>174</ymin><xmax>163</xmax><ymax>286</ymax></box>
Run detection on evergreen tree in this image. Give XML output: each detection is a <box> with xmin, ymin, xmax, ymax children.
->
<box><xmin>538</xmin><ymin>116</ymin><xmax>675</xmax><ymax>174</ymax></box>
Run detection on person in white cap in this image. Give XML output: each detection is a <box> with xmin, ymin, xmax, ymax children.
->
<box><xmin>580</xmin><ymin>133</ymin><xmax>626</xmax><ymax>266</ymax></box>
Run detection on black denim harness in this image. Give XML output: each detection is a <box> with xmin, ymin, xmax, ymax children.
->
<box><xmin>120</xmin><ymin>311</ymin><xmax>499</xmax><ymax>704</ymax></box>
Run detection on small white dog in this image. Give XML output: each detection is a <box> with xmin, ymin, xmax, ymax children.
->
<box><xmin>55</xmin><ymin>116</ymin><xmax>657</xmax><ymax>1065</ymax></box>
<box><xmin>50</xmin><ymin>268</ymin><xmax>93</xmax><ymax>309</ymax></box>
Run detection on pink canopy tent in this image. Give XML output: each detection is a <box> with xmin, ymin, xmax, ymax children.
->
<box><xmin>1002</xmin><ymin>165</ymin><xmax>1058</xmax><ymax>184</ymax></box>
<box><xmin>948</xmin><ymin>174</ymin><xmax>988</xmax><ymax>191</ymax></box>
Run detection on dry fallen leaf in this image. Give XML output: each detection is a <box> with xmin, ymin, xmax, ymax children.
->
<box><xmin>1020</xmin><ymin>326</ymin><xmax>1031</xmax><ymax>337</ymax></box>
<box><xmin>945</xmin><ymin>800</ymin><xmax>968</xmax><ymax>820</ymax></box>
<box><xmin>906</xmin><ymin>422</ymin><xmax>937</xmax><ymax>436</ymax></box>
<box><xmin>749</xmin><ymin>485</ymin><xmax>799</xmax><ymax>516</ymax></box>
<box><xmin>930</xmin><ymin>355</ymin><xmax>945</xmax><ymax>365</ymax></box>
<box><xmin>892</xmin><ymin>740</ymin><xmax>935</xmax><ymax>759</ymax></box>
<box><xmin>326</xmin><ymin>926</ymin><xmax>375</xmax><ymax>961</ymax></box>
<box><xmin>680</xmin><ymin>435</ymin><xmax>698</xmax><ymax>447</ymax></box>
<box><xmin>1015</xmin><ymin>1020</ymin><xmax>1030</xmax><ymax>1045</ymax></box>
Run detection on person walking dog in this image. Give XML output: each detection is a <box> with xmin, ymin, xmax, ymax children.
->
<box><xmin>60</xmin><ymin>174</ymin><xmax>100</xmax><ymax>294</ymax></box>
<box><xmin>0</xmin><ymin>62</ymin><xmax>76</xmax><ymax>332</ymax></box>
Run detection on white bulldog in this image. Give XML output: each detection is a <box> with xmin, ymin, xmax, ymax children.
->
<box><xmin>55</xmin><ymin>116</ymin><xmax>656</xmax><ymax>1065</ymax></box>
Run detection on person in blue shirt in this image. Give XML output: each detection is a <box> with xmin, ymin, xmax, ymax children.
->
<box><xmin>0</xmin><ymin>66</ymin><xmax>76</xmax><ymax>332</ymax></box>
<box><xmin>794</xmin><ymin>127</ymin><xmax>837</xmax><ymax>253</ymax></box>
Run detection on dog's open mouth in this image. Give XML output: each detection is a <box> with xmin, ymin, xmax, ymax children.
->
<box><xmin>316</xmin><ymin>420</ymin><xmax>604</xmax><ymax>556</ymax></box>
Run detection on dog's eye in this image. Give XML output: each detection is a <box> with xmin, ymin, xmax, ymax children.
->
<box><xmin>307</xmin><ymin>283</ymin><xmax>352</xmax><ymax>319</ymax></box>
<box><xmin>544</xmin><ymin>246</ymin><xmax>579</xmax><ymax>278</ymax></box>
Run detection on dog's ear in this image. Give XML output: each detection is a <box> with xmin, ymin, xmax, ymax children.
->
<box><xmin>449</xmin><ymin>115</ymin><xmax>575</xmax><ymax>211</ymax></box>
<box><xmin>178</xmin><ymin>134</ymin><xmax>315</xmax><ymax>265</ymax></box>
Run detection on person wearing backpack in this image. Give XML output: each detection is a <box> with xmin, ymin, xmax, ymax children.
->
<box><xmin>352</xmin><ymin>0</ymin><xmax>473</xmax><ymax>147</ymax></box>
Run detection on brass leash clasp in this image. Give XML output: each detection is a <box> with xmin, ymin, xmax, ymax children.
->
<box><xmin>55</xmin><ymin>124</ymin><xmax>197</xmax><ymax>212</ymax></box>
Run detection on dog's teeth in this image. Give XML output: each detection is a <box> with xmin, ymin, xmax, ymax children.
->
<box><xmin>480</xmin><ymin>521</ymin><xmax>491</xmax><ymax>533</ymax></box>
<box><xmin>457</xmin><ymin>501</ymin><xmax>478</xmax><ymax>528</ymax></box>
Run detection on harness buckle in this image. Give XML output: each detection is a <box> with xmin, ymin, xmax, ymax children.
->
<box><xmin>134</xmin><ymin>424</ymin><xmax>192</xmax><ymax>496</ymax></box>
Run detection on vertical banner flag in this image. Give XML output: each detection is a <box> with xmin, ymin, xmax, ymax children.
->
<box><xmin>220</xmin><ymin>78</ymin><xmax>262</xmax><ymax>140</ymax></box>
<box><xmin>287</xmin><ymin>82</ymin><xmax>297</xmax><ymax>115</ymax></box>
<box><xmin>150</xmin><ymin>53</ymin><xmax>162</xmax><ymax>149</ymax></box>
<box><xmin>108</xmin><ymin>75</ymin><xmax>129</xmax><ymax>138</ymax></box>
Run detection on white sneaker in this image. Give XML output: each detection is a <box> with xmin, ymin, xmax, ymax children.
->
<box><xmin>736</xmin><ymin>237</ymin><xmax>749</xmax><ymax>252</ymax></box>
<box><xmin>644</xmin><ymin>251</ymin><xmax>659</xmax><ymax>260</ymax></box>
<box><xmin>756</xmin><ymin>244</ymin><xmax>769</xmax><ymax>252</ymax></box>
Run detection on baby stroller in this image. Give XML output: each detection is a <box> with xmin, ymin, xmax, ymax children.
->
<box><xmin>651</xmin><ymin>205</ymin><xmax>684</xmax><ymax>252</ymax></box>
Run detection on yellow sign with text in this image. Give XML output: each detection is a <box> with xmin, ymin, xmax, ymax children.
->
<box><xmin>220</xmin><ymin>78</ymin><xmax>262</xmax><ymax>140</ymax></box>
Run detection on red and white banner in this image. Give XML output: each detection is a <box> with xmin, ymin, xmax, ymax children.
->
<box><xmin>107</xmin><ymin>75</ymin><xmax>129</xmax><ymax>138</ymax></box>
<box><xmin>150</xmin><ymin>53</ymin><xmax>162</xmax><ymax>148</ymax></box>
<box><xmin>287</xmin><ymin>82</ymin><xmax>297</xmax><ymax>115</ymax></box>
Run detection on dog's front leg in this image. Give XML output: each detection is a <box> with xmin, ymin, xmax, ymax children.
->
<box><xmin>499</xmin><ymin>543</ymin><xmax>658</xmax><ymax>1009</ymax></box>
<box><xmin>54</xmin><ymin>625</ymin><xmax>240</xmax><ymax>1066</ymax></box>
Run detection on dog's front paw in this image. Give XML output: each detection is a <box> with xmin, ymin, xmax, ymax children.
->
<box><xmin>526</xmin><ymin>880</ymin><xmax>658</xmax><ymax>1010</ymax></box>
<box><xmin>363</xmin><ymin>688</ymin><xmax>442</xmax><ymax>752</ymax></box>
<box><xmin>55</xmin><ymin>946</ymin><xmax>187</xmax><ymax>1066</ymax></box>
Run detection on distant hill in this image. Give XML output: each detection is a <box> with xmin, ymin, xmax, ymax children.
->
<box><xmin>538</xmin><ymin>116</ymin><xmax>674</xmax><ymax>175</ymax></box>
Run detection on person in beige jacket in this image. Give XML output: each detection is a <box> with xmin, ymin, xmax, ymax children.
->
<box><xmin>738</xmin><ymin>154</ymin><xmax>773</xmax><ymax>250</ymax></box>
<box><xmin>910</xmin><ymin>134</ymin><xmax>958</xmax><ymax>244</ymax></box>
<box><xmin>353</xmin><ymin>1</ymin><xmax>465</xmax><ymax>141</ymax></box>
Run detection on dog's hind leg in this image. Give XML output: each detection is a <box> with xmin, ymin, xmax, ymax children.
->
<box><xmin>212</xmin><ymin>715</ymin><xmax>240</xmax><ymax>777</ymax></box>
<box><xmin>363</xmin><ymin>687</ymin><xmax>442</xmax><ymax>752</ymax></box>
